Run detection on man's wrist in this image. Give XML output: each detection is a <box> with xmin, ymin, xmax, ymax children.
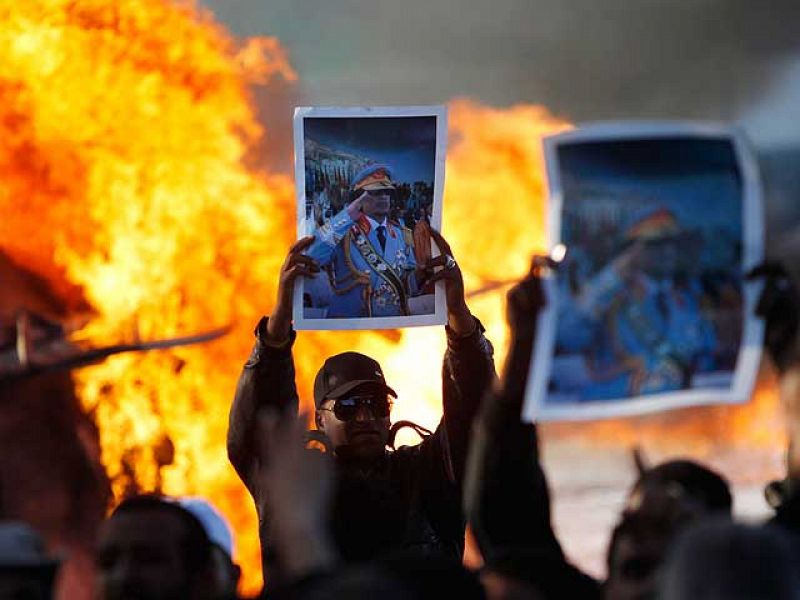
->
<box><xmin>256</xmin><ymin>316</ymin><xmax>295</xmax><ymax>351</ymax></box>
<box><xmin>264</xmin><ymin>323</ymin><xmax>291</xmax><ymax>348</ymax></box>
<box><xmin>447</xmin><ymin>304</ymin><xmax>475</xmax><ymax>337</ymax></box>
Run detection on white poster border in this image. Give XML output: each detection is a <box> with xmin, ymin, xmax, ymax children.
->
<box><xmin>292</xmin><ymin>105</ymin><xmax>448</xmax><ymax>331</ymax></box>
<box><xmin>523</xmin><ymin>121</ymin><xmax>764</xmax><ymax>423</ymax></box>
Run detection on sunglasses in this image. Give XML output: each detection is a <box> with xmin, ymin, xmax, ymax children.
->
<box><xmin>321</xmin><ymin>394</ymin><xmax>392</xmax><ymax>421</ymax></box>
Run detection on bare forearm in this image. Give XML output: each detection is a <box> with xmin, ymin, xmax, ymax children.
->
<box><xmin>447</xmin><ymin>303</ymin><xmax>475</xmax><ymax>337</ymax></box>
<box><xmin>267</xmin><ymin>305</ymin><xmax>293</xmax><ymax>345</ymax></box>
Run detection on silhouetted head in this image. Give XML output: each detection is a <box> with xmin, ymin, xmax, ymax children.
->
<box><xmin>658</xmin><ymin>519</ymin><xmax>800</xmax><ymax>600</ymax></box>
<box><xmin>605</xmin><ymin>460</ymin><xmax>732</xmax><ymax>600</ymax></box>
<box><xmin>95</xmin><ymin>495</ymin><xmax>213</xmax><ymax>600</ymax></box>
<box><xmin>0</xmin><ymin>522</ymin><xmax>59</xmax><ymax>600</ymax></box>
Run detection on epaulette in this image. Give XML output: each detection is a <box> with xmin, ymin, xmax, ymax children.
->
<box><xmin>399</xmin><ymin>223</ymin><xmax>414</xmax><ymax>248</ymax></box>
<box><xmin>355</xmin><ymin>214</ymin><xmax>371</xmax><ymax>235</ymax></box>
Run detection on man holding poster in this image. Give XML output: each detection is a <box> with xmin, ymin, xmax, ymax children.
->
<box><xmin>228</xmin><ymin>229</ymin><xmax>493</xmax><ymax>587</ymax></box>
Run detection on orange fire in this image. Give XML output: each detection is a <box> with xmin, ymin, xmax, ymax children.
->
<box><xmin>0</xmin><ymin>0</ymin><xmax>783</xmax><ymax>596</ymax></box>
<box><xmin>543</xmin><ymin>378</ymin><xmax>784</xmax><ymax>454</ymax></box>
<box><xmin>0</xmin><ymin>0</ymin><xmax>571</xmax><ymax>593</ymax></box>
<box><xmin>0</xmin><ymin>0</ymin><xmax>298</xmax><ymax>593</ymax></box>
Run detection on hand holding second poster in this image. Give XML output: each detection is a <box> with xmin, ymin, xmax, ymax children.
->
<box><xmin>523</xmin><ymin>122</ymin><xmax>765</xmax><ymax>422</ymax></box>
<box><xmin>292</xmin><ymin>106</ymin><xmax>448</xmax><ymax>330</ymax></box>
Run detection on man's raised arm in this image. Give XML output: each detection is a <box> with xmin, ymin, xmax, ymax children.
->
<box><xmin>423</xmin><ymin>229</ymin><xmax>497</xmax><ymax>485</ymax></box>
<box><xmin>465</xmin><ymin>259</ymin><xmax>599</xmax><ymax>598</ymax></box>
<box><xmin>464</xmin><ymin>261</ymin><xmax>558</xmax><ymax>553</ymax></box>
<box><xmin>227</xmin><ymin>237</ymin><xmax>318</xmax><ymax>495</ymax></box>
<box><xmin>304</xmin><ymin>194</ymin><xmax>367</xmax><ymax>266</ymax></box>
<box><xmin>749</xmin><ymin>262</ymin><xmax>800</xmax><ymax>532</ymax></box>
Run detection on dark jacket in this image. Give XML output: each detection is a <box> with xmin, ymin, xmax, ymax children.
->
<box><xmin>228</xmin><ymin>316</ymin><xmax>495</xmax><ymax>585</ymax></box>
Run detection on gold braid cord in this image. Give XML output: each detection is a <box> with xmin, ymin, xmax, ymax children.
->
<box><xmin>340</xmin><ymin>227</ymin><xmax>412</xmax><ymax>317</ymax></box>
<box><xmin>340</xmin><ymin>229</ymin><xmax>371</xmax><ymax>287</ymax></box>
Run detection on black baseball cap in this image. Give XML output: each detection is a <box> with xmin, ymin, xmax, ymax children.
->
<box><xmin>313</xmin><ymin>352</ymin><xmax>397</xmax><ymax>408</ymax></box>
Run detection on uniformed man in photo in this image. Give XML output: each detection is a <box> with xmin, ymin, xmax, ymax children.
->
<box><xmin>555</xmin><ymin>208</ymin><xmax>718</xmax><ymax>400</ymax></box>
<box><xmin>305</xmin><ymin>164</ymin><xmax>424</xmax><ymax>319</ymax></box>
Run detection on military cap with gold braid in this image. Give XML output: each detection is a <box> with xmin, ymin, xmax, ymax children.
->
<box><xmin>352</xmin><ymin>164</ymin><xmax>396</xmax><ymax>192</ymax></box>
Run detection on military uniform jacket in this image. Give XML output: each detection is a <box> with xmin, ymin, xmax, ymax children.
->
<box><xmin>227</xmin><ymin>316</ymin><xmax>496</xmax><ymax>587</ymax></box>
<box><xmin>306</xmin><ymin>207</ymin><xmax>417</xmax><ymax>318</ymax></box>
<box><xmin>557</xmin><ymin>265</ymin><xmax>717</xmax><ymax>400</ymax></box>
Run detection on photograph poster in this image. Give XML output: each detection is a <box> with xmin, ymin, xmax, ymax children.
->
<box><xmin>524</xmin><ymin>123</ymin><xmax>764</xmax><ymax>422</ymax></box>
<box><xmin>293</xmin><ymin>106</ymin><xmax>448</xmax><ymax>330</ymax></box>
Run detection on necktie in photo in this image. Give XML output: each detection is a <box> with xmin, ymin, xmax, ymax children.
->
<box><xmin>377</xmin><ymin>225</ymin><xmax>387</xmax><ymax>252</ymax></box>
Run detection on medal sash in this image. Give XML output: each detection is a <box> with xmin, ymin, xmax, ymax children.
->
<box><xmin>351</xmin><ymin>226</ymin><xmax>410</xmax><ymax>316</ymax></box>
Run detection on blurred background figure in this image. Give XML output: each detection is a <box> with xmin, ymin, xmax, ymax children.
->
<box><xmin>554</xmin><ymin>208</ymin><xmax>719</xmax><ymax>401</ymax></box>
<box><xmin>604</xmin><ymin>460</ymin><xmax>732</xmax><ymax>600</ymax></box>
<box><xmin>0</xmin><ymin>253</ymin><xmax>109</xmax><ymax>599</ymax></box>
<box><xmin>658</xmin><ymin>519</ymin><xmax>800</xmax><ymax>600</ymax></box>
<box><xmin>177</xmin><ymin>497</ymin><xmax>241</xmax><ymax>600</ymax></box>
<box><xmin>94</xmin><ymin>495</ymin><xmax>215</xmax><ymax>600</ymax></box>
<box><xmin>0</xmin><ymin>521</ymin><xmax>60</xmax><ymax>600</ymax></box>
<box><xmin>466</xmin><ymin>258</ymin><xmax>735</xmax><ymax>600</ymax></box>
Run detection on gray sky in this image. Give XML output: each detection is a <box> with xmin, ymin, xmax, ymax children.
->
<box><xmin>203</xmin><ymin>0</ymin><xmax>800</xmax><ymax>246</ymax></box>
<box><xmin>203</xmin><ymin>0</ymin><xmax>800</xmax><ymax>126</ymax></box>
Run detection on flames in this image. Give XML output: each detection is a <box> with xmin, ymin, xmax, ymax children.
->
<box><xmin>544</xmin><ymin>380</ymin><xmax>784</xmax><ymax>455</ymax></box>
<box><xmin>0</xmin><ymin>0</ymin><xmax>783</xmax><ymax>596</ymax></box>
<box><xmin>0</xmin><ymin>0</ymin><xmax>569</xmax><ymax>592</ymax></box>
<box><xmin>0</xmin><ymin>0</ymin><xmax>297</xmax><ymax>592</ymax></box>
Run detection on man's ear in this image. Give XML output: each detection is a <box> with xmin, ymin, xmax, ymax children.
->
<box><xmin>315</xmin><ymin>409</ymin><xmax>324</xmax><ymax>431</ymax></box>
